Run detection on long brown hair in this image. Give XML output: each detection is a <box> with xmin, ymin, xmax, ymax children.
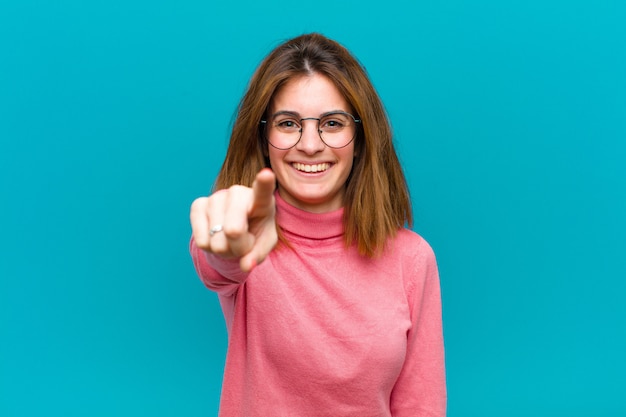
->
<box><xmin>215</xmin><ymin>33</ymin><xmax>412</xmax><ymax>257</ymax></box>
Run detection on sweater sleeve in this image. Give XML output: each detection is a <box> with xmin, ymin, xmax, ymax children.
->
<box><xmin>390</xmin><ymin>237</ymin><xmax>447</xmax><ymax>417</ymax></box>
<box><xmin>189</xmin><ymin>236</ymin><xmax>250</xmax><ymax>298</ymax></box>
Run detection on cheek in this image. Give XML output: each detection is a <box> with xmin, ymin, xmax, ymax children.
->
<box><xmin>341</xmin><ymin>148</ymin><xmax>357</xmax><ymax>183</ymax></box>
<box><xmin>267</xmin><ymin>147</ymin><xmax>278</xmax><ymax>167</ymax></box>
<box><xmin>267</xmin><ymin>148</ymin><xmax>288</xmax><ymax>175</ymax></box>
<box><xmin>339</xmin><ymin>147</ymin><xmax>356</xmax><ymax>170</ymax></box>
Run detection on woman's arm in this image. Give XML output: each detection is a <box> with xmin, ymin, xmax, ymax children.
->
<box><xmin>190</xmin><ymin>237</ymin><xmax>250</xmax><ymax>297</ymax></box>
<box><xmin>390</xmin><ymin>239</ymin><xmax>447</xmax><ymax>417</ymax></box>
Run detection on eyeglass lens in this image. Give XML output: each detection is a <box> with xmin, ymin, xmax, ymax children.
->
<box><xmin>266</xmin><ymin>112</ymin><xmax>359</xmax><ymax>150</ymax></box>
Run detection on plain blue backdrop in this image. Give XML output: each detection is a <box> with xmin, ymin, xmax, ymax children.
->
<box><xmin>1</xmin><ymin>0</ymin><xmax>625</xmax><ymax>416</ymax></box>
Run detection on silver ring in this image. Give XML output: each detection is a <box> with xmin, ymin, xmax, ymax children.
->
<box><xmin>209</xmin><ymin>224</ymin><xmax>223</xmax><ymax>237</ymax></box>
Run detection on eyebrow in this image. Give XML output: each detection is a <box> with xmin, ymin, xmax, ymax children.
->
<box><xmin>270</xmin><ymin>110</ymin><xmax>349</xmax><ymax>119</ymax></box>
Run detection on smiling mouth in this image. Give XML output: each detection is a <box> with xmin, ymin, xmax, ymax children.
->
<box><xmin>292</xmin><ymin>162</ymin><xmax>331</xmax><ymax>173</ymax></box>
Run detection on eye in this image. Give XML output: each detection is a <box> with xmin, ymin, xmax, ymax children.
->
<box><xmin>274</xmin><ymin>118</ymin><xmax>301</xmax><ymax>131</ymax></box>
<box><xmin>320</xmin><ymin>114</ymin><xmax>349</xmax><ymax>131</ymax></box>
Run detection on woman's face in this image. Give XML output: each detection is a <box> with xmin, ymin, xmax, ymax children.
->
<box><xmin>267</xmin><ymin>73</ymin><xmax>356</xmax><ymax>213</ymax></box>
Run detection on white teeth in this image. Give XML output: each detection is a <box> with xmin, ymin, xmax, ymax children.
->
<box><xmin>293</xmin><ymin>163</ymin><xmax>330</xmax><ymax>173</ymax></box>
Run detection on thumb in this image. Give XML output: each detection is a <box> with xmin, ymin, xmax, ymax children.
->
<box><xmin>239</xmin><ymin>221</ymin><xmax>278</xmax><ymax>272</ymax></box>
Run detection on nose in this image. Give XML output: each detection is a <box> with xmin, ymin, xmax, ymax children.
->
<box><xmin>295</xmin><ymin>118</ymin><xmax>325</xmax><ymax>154</ymax></box>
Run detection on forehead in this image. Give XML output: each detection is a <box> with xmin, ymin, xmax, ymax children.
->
<box><xmin>270</xmin><ymin>73</ymin><xmax>350</xmax><ymax>114</ymax></box>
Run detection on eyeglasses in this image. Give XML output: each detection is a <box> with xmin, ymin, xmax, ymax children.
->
<box><xmin>261</xmin><ymin>111</ymin><xmax>361</xmax><ymax>150</ymax></box>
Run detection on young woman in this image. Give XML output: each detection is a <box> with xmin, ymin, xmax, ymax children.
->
<box><xmin>190</xmin><ymin>33</ymin><xmax>446</xmax><ymax>416</ymax></box>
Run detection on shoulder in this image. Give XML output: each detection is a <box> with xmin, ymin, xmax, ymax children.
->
<box><xmin>390</xmin><ymin>228</ymin><xmax>437</xmax><ymax>264</ymax></box>
<box><xmin>386</xmin><ymin>229</ymin><xmax>439</xmax><ymax>296</ymax></box>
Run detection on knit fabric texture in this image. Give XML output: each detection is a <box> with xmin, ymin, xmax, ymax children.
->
<box><xmin>190</xmin><ymin>193</ymin><xmax>446</xmax><ymax>416</ymax></box>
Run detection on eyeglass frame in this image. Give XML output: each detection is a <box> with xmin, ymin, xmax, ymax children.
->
<box><xmin>260</xmin><ymin>111</ymin><xmax>362</xmax><ymax>150</ymax></box>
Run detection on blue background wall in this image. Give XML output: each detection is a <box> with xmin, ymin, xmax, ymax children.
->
<box><xmin>1</xmin><ymin>1</ymin><xmax>624</xmax><ymax>416</ymax></box>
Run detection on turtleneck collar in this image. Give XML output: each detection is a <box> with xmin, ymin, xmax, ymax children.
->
<box><xmin>275</xmin><ymin>191</ymin><xmax>344</xmax><ymax>241</ymax></box>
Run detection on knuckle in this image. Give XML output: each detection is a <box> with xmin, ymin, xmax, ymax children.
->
<box><xmin>223</xmin><ymin>224</ymin><xmax>246</xmax><ymax>239</ymax></box>
<box><xmin>206</xmin><ymin>189</ymin><xmax>227</xmax><ymax>209</ymax></box>
<box><xmin>228</xmin><ymin>184</ymin><xmax>247</xmax><ymax>193</ymax></box>
<box><xmin>210</xmin><ymin>247</ymin><xmax>229</xmax><ymax>257</ymax></box>
<box><xmin>208</xmin><ymin>240</ymin><xmax>229</xmax><ymax>256</ymax></box>
<box><xmin>190</xmin><ymin>197</ymin><xmax>208</xmax><ymax>214</ymax></box>
<box><xmin>195</xmin><ymin>237</ymin><xmax>210</xmax><ymax>250</ymax></box>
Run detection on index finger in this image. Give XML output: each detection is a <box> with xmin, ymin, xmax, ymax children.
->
<box><xmin>249</xmin><ymin>168</ymin><xmax>276</xmax><ymax>217</ymax></box>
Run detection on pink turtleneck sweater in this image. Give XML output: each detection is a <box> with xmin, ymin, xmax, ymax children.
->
<box><xmin>190</xmin><ymin>194</ymin><xmax>446</xmax><ymax>416</ymax></box>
